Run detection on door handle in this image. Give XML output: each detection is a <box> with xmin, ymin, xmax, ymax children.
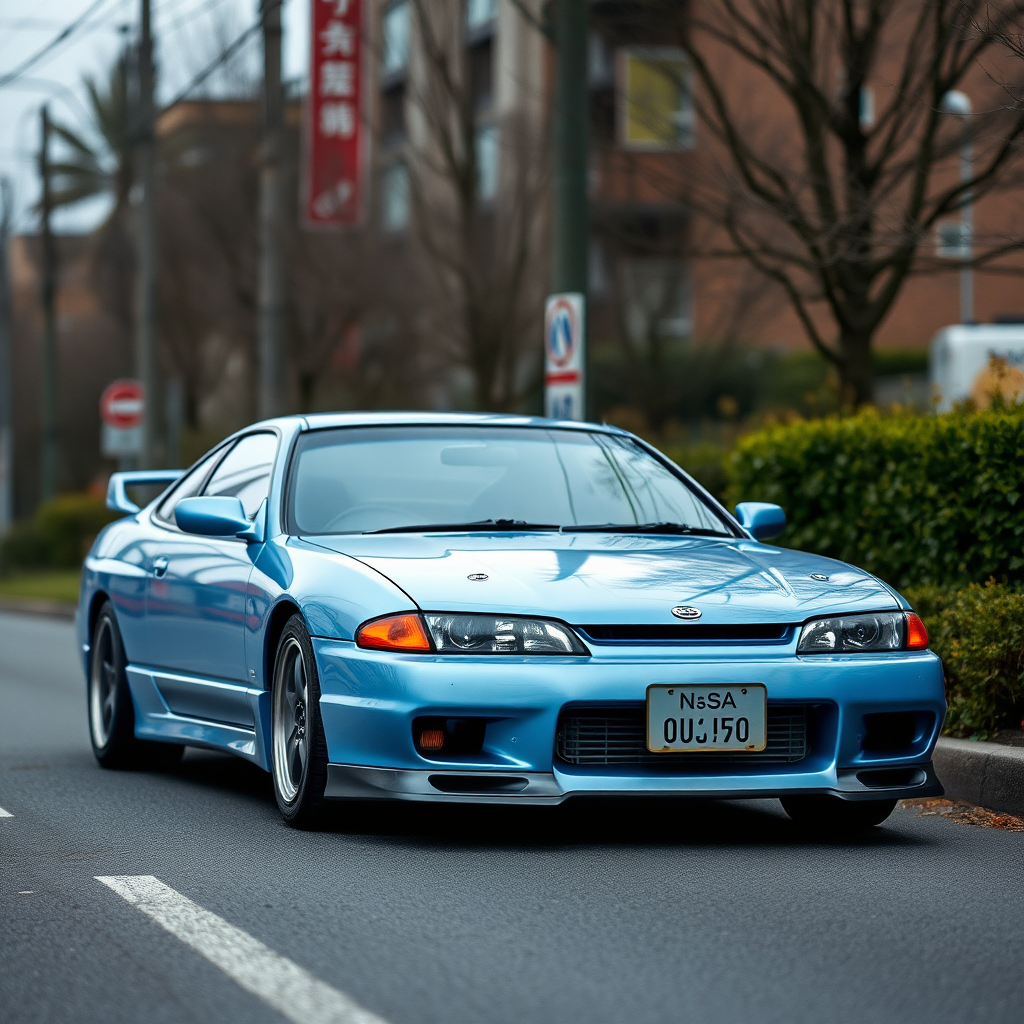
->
<box><xmin>152</xmin><ymin>556</ymin><xmax>169</xmax><ymax>578</ymax></box>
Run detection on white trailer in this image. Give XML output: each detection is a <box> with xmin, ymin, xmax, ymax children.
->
<box><xmin>928</xmin><ymin>324</ymin><xmax>1024</xmax><ymax>412</ymax></box>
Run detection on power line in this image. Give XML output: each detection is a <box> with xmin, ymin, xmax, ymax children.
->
<box><xmin>162</xmin><ymin>20</ymin><xmax>260</xmax><ymax>110</ymax></box>
<box><xmin>0</xmin><ymin>0</ymin><xmax>115</xmax><ymax>90</ymax></box>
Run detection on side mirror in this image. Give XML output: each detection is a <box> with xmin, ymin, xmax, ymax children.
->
<box><xmin>176</xmin><ymin>496</ymin><xmax>251</xmax><ymax>538</ymax></box>
<box><xmin>734</xmin><ymin>501</ymin><xmax>786</xmax><ymax>541</ymax></box>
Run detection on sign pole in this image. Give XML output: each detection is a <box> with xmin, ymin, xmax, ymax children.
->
<box><xmin>550</xmin><ymin>0</ymin><xmax>589</xmax><ymax>419</ymax></box>
<box><xmin>39</xmin><ymin>105</ymin><xmax>59</xmax><ymax>501</ymax></box>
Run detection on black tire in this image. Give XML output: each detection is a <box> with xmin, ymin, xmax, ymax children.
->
<box><xmin>270</xmin><ymin>614</ymin><xmax>330</xmax><ymax>828</ymax></box>
<box><xmin>781</xmin><ymin>795</ymin><xmax>898</xmax><ymax>833</ymax></box>
<box><xmin>88</xmin><ymin>601</ymin><xmax>184</xmax><ymax>770</ymax></box>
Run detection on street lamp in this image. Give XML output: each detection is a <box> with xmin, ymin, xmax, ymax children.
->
<box><xmin>940</xmin><ymin>90</ymin><xmax>973</xmax><ymax>325</ymax></box>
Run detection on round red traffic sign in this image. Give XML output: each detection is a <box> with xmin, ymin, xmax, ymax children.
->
<box><xmin>100</xmin><ymin>379</ymin><xmax>145</xmax><ymax>429</ymax></box>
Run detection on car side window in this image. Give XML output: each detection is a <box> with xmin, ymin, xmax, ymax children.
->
<box><xmin>154</xmin><ymin>448</ymin><xmax>225</xmax><ymax>524</ymax></box>
<box><xmin>202</xmin><ymin>432</ymin><xmax>279</xmax><ymax>519</ymax></box>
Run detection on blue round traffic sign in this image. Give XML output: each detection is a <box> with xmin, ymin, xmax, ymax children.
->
<box><xmin>546</xmin><ymin>299</ymin><xmax>577</xmax><ymax>368</ymax></box>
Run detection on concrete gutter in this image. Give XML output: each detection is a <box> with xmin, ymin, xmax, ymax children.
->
<box><xmin>933</xmin><ymin>736</ymin><xmax>1024</xmax><ymax>817</ymax></box>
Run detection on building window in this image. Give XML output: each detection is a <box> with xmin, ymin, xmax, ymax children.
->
<box><xmin>381</xmin><ymin>85</ymin><xmax>406</xmax><ymax>146</ymax></box>
<box><xmin>475</xmin><ymin>123</ymin><xmax>498</xmax><ymax>200</ymax></box>
<box><xmin>618</xmin><ymin>48</ymin><xmax>694</xmax><ymax>151</ymax></box>
<box><xmin>468</xmin><ymin>36</ymin><xmax>494</xmax><ymax>111</ymax></box>
<box><xmin>620</xmin><ymin>259</ymin><xmax>692</xmax><ymax>341</ymax></box>
<box><xmin>381</xmin><ymin>162</ymin><xmax>410</xmax><ymax>231</ymax></box>
<box><xmin>588</xmin><ymin>31</ymin><xmax>614</xmax><ymax>88</ymax></box>
<box><xmin>936</xmin><ymin>220</ymin><xmax>971</xmax><ymax>260</ymax></box>
<box><xmin>859</xmin><ymin>86</ymin><xmax>875</xmax><ymax>130</ymax></box>
<box><xmin>466</xmin><ymin>0</ymin><xmax>497</xmax><ymax>32</ymax></box>
<box><xmin>381</xmin><ymin>0</ymin><xmax>410</xmax><ymax>80</ymax></box>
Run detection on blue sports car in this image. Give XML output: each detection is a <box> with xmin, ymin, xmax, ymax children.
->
<box><xmin>79</xmin><ymin>413</ymin><xmax>945</xmax><ymax>830</ymax></box>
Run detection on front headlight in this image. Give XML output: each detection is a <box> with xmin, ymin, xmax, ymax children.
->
<box><xmin>424</xmin><ymin>613</ymin><xmax>587</xmax><ymax>654</ymax></box>
<box><xmin>798</xmin><ymin>611</ymin><xmax>910</xmax><ymax>653</ymax></box>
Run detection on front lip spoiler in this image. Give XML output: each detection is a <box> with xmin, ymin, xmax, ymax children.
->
<box><xmin>325</xmin><ymin>762</ymin><xmax>943</xmax><ymax>805</ymax></box>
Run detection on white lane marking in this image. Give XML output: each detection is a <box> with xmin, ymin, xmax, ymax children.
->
<box><xmin>0</xmin><ymin>806</ymin><xmax>12</xmax><ymax>817</ymax></box>
<box><xmin>96</xmin><ymin>875</ymin><xmax>388</xmax><ymax>1024</ymax></box>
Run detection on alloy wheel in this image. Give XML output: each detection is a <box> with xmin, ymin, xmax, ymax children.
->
<box><xmin>89</xmin><ymin>616</ymin><xmax>119</xmax><ymax>749</ymax></box>
<box><xmin>272</xmin><ymin>637</ymin><xmax>309</xmax><ymax>804</ymax></box>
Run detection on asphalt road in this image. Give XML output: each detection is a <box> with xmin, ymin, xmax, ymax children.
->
<box><xmin>2</xmin><ymin>610</ymin><xmax>1023</xmax><ymax>1024</ymax></box>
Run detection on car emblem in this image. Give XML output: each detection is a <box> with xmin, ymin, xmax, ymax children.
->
<box><xmin>467</xmin><ymin>573</ymin><xmax>489</xmax><ymax>581</ymax></box>
<box><xmin>671</xmin><ymin>605</ymin><xmax>702</xmax><ymax>620</ymax></box>
<box><xmin>810</xmin><ymin>573</ymin><xmax>829</xmax><ymax>582</ymax></box>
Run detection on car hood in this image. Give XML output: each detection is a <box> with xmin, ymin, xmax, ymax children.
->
<box><xmin>304</xmin><ymin>533</ymin><xmax>900</xmax><ymax>625</ymax></box>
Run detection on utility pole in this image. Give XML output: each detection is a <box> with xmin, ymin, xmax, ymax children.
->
<box><xmin>550</xmin><ymin>0</ymin><xmax>589</xmax><ymax>417</ymax></box>
<box><xmin>135</xmin><ymin>0</ymin><xmax>159</xmax><ymax>466</ymax></box>
<box><xmin>0</xmin><ymin>178</ymin><xmax>14</xmax><ymax>531</ymax></box>
<box><xmin>39</xmin><ymin>106</ymin><xmax>58</xmax><ymax>502</ymax></box>
<box><xmin>258</xmin><ymin>0</ymin><xmax>286</xmax><ymax>420</ymax></box>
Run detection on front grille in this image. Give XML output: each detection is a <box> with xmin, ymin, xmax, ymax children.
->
<box><xmin>556</xmin><ymin>703</ymin><xmax>809</xmax><ymax>767</ymax></box>
<box><xmin>579</xmin><ymin>624</ymin><xmax>792</xmax><ymax>643</ymax></box>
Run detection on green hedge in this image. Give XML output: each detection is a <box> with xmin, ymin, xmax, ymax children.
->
<box><xmin>0</xmin><ymin>494</ymin><xmax>117</xmax><ymax>571</ymax></box>
<box><xmin>906</xmin><ymin>582</ymin><xmax>1024</xmax><ymax>738</ymax></box>
<box><xmin>725</xmin><ymin>407</ymin><xmax>1024</xmax><ymax>590</ymax></box>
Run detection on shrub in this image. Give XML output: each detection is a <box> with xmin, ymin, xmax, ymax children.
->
<box><xmin>725</xmin><ymin>406</ymin><xmax>1024</xmax><ymax>590</ymax></box>
<box><xmin>0</xmin><ymin>494</ymin><xmax>117</xmax><ymax>571</ymax></box>
<box><xmin>905</xmin><ymin>582</ymin><xmax>1024</xmax><ymax>738</ymax></box>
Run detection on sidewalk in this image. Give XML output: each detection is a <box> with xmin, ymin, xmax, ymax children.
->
<box><xmin>0</xmin><ymin>596</ymin><xmax>76</xmax><ymax>620</ymax></box>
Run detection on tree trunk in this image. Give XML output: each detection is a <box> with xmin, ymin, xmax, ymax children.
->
<box><xmin>837</xmin><ymin>327</ymin><xmax>875</xmax><ymax>408</ymax></box>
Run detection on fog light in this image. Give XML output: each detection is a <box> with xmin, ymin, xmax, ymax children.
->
<box><xmin>413</xmin><ymin>716</ymin><xmax>487</xmax><ymax>758</ymax></box>
<box><xmin>418</xmin><ymin>728</ymin><xmax>445</xmax><ymax>751</ymax></box>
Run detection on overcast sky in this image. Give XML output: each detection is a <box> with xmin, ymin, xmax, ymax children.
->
<box><xmin>0</xmin><ymin>0</ymin><xmax>310</xmax><ymax>234</ymax></box>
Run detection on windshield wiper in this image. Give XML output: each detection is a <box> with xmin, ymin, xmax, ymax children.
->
<box><xmin>561</xmin><ymin>522</ymin><xmax>730</xmax><ymax>537</ymax></box>
<box><xmin>364</xmin><ymin>519</ymin><xmax>561</xmax><ymax>535</ymax></box>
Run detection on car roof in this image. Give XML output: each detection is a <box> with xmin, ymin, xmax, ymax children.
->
<box><xmin>262</xmin><ymin>411</ymin><xmax>630</xmax><ymax>435</ymax></box>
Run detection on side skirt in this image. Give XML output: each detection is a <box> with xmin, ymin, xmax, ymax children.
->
<box><xmin>125</xmin><ymin>666</ymin><xmax>271</xmax><ymax>771</ymax></box>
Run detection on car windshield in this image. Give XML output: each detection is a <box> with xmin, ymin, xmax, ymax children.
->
<box><xmin>287</xmin><ymin>425</ymin><xmax>734</xmax><ymax>536</ymax></box>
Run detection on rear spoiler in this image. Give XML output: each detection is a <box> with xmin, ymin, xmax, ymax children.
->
<box><xmin>106</xmin><ymin>470</ymin><xmax>183</xmax><ymax>515</ymax></box>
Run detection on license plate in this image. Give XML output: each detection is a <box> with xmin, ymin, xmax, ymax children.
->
<box><xmin>646</xmin><ymin>684</ymin><xmax>767</xmax><ymax>752</ymax></box>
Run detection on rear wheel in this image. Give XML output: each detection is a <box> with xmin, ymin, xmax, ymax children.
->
<box><xmin>88</xmin><ymin>602</ymin><xmax>183</xmax><ymax>770</ymax></box>
<box><xmin>271</xmin><ymin>615</ymin><xmax>330</xmax><ymax>828</ymax></box>
<box><xmin>781</xmin><ymin>795</ymin><xmax>897</xmax><ymax>833</ymax></box>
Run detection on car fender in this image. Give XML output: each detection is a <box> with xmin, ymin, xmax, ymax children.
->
<box><xmin>245</xmin><ymin>536</ymin><xmax>418</xmax><ymax>690</ymax></box>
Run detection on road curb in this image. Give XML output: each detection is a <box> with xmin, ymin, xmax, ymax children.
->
<box><xmin>0</xmin><ymin>596</ymin><xmax>76</xmax><ymax>620</ymax></box>
<box><xmin>933</xmin><ymin>736</ymin><xmax>1024</xmax><ymax>817</ymax></box>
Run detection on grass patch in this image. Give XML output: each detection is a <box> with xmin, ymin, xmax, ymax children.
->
<box><xmin>0</xmin><ymin>569</ymin><xmax>82</xmax><ymax>604</ymax></box>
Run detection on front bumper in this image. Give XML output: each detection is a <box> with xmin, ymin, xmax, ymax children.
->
<box><xmin>313</xmin><ymin>638</ymin><xmax>947</xmax><ymax>804</ymax></box>
<box><xmin>325</xmin><ymin>761</ymin><xmax>943</xmax><ymax>805</ymax></box>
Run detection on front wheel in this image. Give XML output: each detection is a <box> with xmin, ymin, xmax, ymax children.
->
<box><xmin>88</xmin><ymin>602</ymin><xmax>183</xmax><ymax>770</ymax></box>
<box><xmin>781</xmin><ymin>795</ymin><xmax>898</xmax><ymax>833</ymax></box>
<box><xmin>271</xmin><ymin>615</ymin><xmax>330</xmax><ymax>828</ymax></box>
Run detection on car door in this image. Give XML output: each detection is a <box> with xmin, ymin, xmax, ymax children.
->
<box><xmin>146</xmin><ymin>432</ymin><xmax>279</xmax><ymax>725</ymax></box>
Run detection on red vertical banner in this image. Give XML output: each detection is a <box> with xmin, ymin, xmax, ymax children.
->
<box><xmin>304</xmin><ymin>0</ymin><xmax>364</xmax><ymax>228</ymax></box>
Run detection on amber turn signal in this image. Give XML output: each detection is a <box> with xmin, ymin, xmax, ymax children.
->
<box><xmin>905</xmin><ymin>613</ymin><xmax>928</xmax><ymax>650</ymax></box>
<box><xmin>356</xmin><ymin>613</ymin><xmax>432</xmax><ymax>652</ymax></box>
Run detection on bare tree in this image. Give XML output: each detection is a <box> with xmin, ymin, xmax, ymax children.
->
<box><xmin>404</xmin><ymin>0</ymin><xmax>549</xmax><ymax>412</ymax></box>
<box><xmin>633</xmin><ymin>0</ymin><xmax>1024</xmax><ymax>404</ymax></box>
